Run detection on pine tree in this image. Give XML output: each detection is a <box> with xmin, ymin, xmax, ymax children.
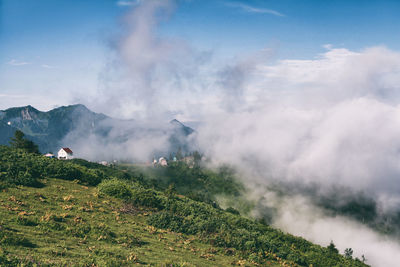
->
<box><xmin>10</xmin><ymin>130</ymin><xmax>26</xmax><ymax>149</ymax></box>
<box><xmin>344</xmin><ymin>248</ymin><xmax>353</xmax><ymax>259</ymax></box>
<box><xmin>327</xmin><ymin>241</ymin><xmax>339</xmax><ymax>254</ymax></box>
<box><xmin>176</xmin><ymin>147</ymin><xmax>183</xmax><ymax>160</ymax></box>
<box><xmin>9</xmin><ymin>130</ymin><xmax>39</xmax><ymax>154</ymax></box>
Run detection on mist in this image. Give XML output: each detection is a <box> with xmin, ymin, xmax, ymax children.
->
<box><xmin>68</xmin><ymin>1</ymin><xmax>400</xmax><ymax>266</ymax></box>
<box><xmin>257</xmin><ymin>192</ymin><xmax>400</xmax><ymax>267</ymax></box>
<box><xmin>195</xmin><ymin>47</ymin><xmax>400</xmax><ymax>266</ymax></box>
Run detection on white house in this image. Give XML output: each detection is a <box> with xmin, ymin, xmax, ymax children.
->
<box><xmin>58</xmin><ymin>147</ymin><xmax>74</xmax><ymax>160</ymax></box>
<box><xmin>158</xmin><ymin>157</ymin><xmax>168</xmax><ymax>166</ymax></box>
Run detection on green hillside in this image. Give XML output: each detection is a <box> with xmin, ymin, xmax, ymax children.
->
<box><xmin>0</xmin><ymin>145</ymin><xmax>368</xmax><ymax>266</ymax></box>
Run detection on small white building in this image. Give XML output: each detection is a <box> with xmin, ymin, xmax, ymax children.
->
<box><xmin>58</xmin><ymin>147</ymin><xmax>74</xmax><ymax>160</ymax></box>
<box><xmin>158</xmin><ymin>157</ymin><xmax>168</xmax><ymax>166</ymax></box>
<box><xmin>44</xmin><ymin>153</ymin><xmax>55</xmax><ymax>158</ymax></box>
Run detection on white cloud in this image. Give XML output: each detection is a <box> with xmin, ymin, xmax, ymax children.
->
<box><xmin>7</xmin><ymin>59</ymin><xmax>31</xmax><ymax>66</ymax></box>
<box><xmin>199</xmin><ymin>46</ymin><xmax>400</xmax><ymax>194</ymax></box>
<box><xmin>67</xmin><ymin>1</ymin><xmax>400</xmax><ymax>262</ymax></box>
<box><xmin>0</xmin><ymin>94</ymin><xmax>63</xmax><ymax>111</ymax></box>
<box><xmin>226</xmin><ymin>2</ymin><xmax>285</xmax><ymax>17</ymax></box>
<box><xmin>41</xmin><ymin>64</ymin><xmax>56</xmax><ymax>69</ymax></box>
<box><xmin>116</xmin><ymin>0</ymin><xmax>140</xmax><ymax>7</ymax></box>
<box><xmin>189</xmin><ymin>46</ymin><xmax>400</xmax><ymax>265</ymax></box>
<box><xmin>261</xmin><ymin>194</ymin><xmax>400</xmax><ymax>267</ymax></box>
<box><xmin>0</xmin><ymin>94</ymin><xmax>26</xmax><ymax>98</ymax></box>
<box><xmin>323</xmin><ymin>43</ymin><xmax>333</xmax><ymax>50</ymax></box>
<box><xmin>96</xmin><ymin>0</ymin><xmax>214</xmax><ymax>120</ymax></box>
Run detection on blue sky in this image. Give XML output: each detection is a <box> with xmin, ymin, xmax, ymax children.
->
<box><xmin>1</xmin><ymin>0</ymin><xmax>400</xmax><ymax>111</ymax></box>
<box><xmin>4</xmin><ymin>3</ymin><xmax>400</xmax><ymax>263</ymax></box>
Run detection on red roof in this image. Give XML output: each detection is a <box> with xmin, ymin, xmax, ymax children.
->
<box><xmin>62</xmin><ymin>147</ymin><xmax>73</xmax><ymax>154</ymax></box>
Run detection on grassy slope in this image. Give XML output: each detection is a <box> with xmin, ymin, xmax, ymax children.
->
<box><xmin>0</xmin><ymin>146</ymin><xmax>368</xmax><ymax>266</ymax></box>
<box><xmin>0</xmin><ymin>178</ymin><xmax>262</xmax><ymax>266</ymax></box>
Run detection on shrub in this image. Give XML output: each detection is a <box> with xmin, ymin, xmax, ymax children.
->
<box><xmin>147</xmin><ymin>196</ymin><xmax>367</xmax><ymax>267</ymax></box>
<box><xmin>98</xmin><ymin>178</ymin><xmax>132</xmax><ymax>199</ymax></box>
<box><xmin>131</xmin><ymin>188</ymin><xmax>163</xmax><ymax>209</ymax></box>
<box><xmin>328</xmin><ymin>241</ymin><xmax>339</xmax><ymax>254</ymax></box>
<box><xmin>225</xmin><ymin>207</ymin><xmax>240</xmax><ymax>215</ymax></box>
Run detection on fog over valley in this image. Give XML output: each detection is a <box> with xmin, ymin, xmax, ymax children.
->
<box><xmin>2</xmin><ymin>1</ymin><xmax>400</xmax><ymax>266</ymax></box>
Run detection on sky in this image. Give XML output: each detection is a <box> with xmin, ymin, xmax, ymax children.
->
<box><xmin>1</xmin><ymin>0</ymin><xmax>400</xmax><ymax>113</ymax></box>
<box><xmin>3</xmin><ymin>2</ymin><xmax>400</xmax><ymax>265</ymax></box>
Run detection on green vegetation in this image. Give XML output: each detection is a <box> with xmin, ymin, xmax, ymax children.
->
<box><xmin>0</xmin><ymin>146</ymin><xmax>104</xmax><ymax>190</ymax></box>
<box><xmin>9</xmin><ymin>130</ymin><xmax>39</xmax><ymax>154</ymax></box>
<box><xmin>98</xmin><ymin>178</ymin><xmax>132</xmax><ymax>199</ymax></box>
<box><xmin>315</xmin><ymin>188</ymin><xmax>400</xmax><ymax>237</ymax></box>
<box><xmin>120</xmin><ymin>162</ymin><xmax>245</xmax><ymax>207</ymax></box>
<box><xmin>1</xmin><ymin>178</ymin><xmax>253</xmax><ymax>266</ymax></box>
<box><xmin>274</xmin><ymin>182</ymin><xmax>400</xmax><ymax>237</ymax></box>
<box><xmin>0</xmin><ymin>145</ymin><xmax>368</xmax><ymax>266</ymax></box>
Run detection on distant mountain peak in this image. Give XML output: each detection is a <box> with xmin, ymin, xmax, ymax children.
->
<box><xmin>4</xmin><ymin>105</ymin><xmax>39</xmax><ymax>112</ymax></box>
<box><xmin>170</xmin><ymin>118</ymin><xmax>183</xmax><ymax>125</ymax></box>
<box><xmin>52</xmin><ymin>104</ymin><xmax>90</xmax><ymax>112</ymax></box>
<box><xmin>0</xmin><ymin>104</ymin><xmax>195</xmax><ymax>155</ymax></box>
<box><xmin>70</xmin><ymin>103</ymin><xmax>89</xmax><ymax>110</ymax></box>
<box><xmin>21</xmin><ymin>107</ymin><xmax>36</xmax><ymax>120</ymax></box>
<box><xmin>170</xmin><ymin>119</ymin><xmax>194</xmax><ymax>135</ymax></box>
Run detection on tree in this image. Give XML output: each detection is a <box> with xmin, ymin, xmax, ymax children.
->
<box><xmin>344</xmin><ymin>248</ymin><xmax>353</xmax><ymax>259</ymax></box>
<box><xmin>361</xmin><ymin>254</ymin><xmax>367</xmax><ymax>263</ymax></box>
<box><xmin>10</xmin><ymin>130</ymin><xmax>25</xmax><ymax>149</ymax></box>
<box><xmin>327</xmin><ymin>241</ymin><xmax>339</xmax><ymax>254</ymax></box>
<box><xmin>165</xmin><ymin>183</ymin><xmax>176</xmax><ymax>198</ymax></box>
<box><xmin>192</xmin><ymin>151</ymin><xmax>202</xmax><ymax>165</ymax></box>
<box><xmin>176</xmin><ymin>147</ymin><xmax>183</xmax><ymax>160</ymax></box>
<box><xmin>24</xmin><ymin>140</ymin><xmax>40</xmax><ymax>154</ymax></box>
<box><xmin>9</xmin><ymin>130</ymin><xmax>39</xmax><ymax>154</ymax></box>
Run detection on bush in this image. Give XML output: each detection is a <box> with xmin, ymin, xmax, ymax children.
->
<box><xmin>147</xmin><ymin>196</ymin><xmax>367</xmax><ymax>267</ymax></box>
<box><xmin>98</xmin><ymin>178</ymin><xmax>132</xmax><ymax>199</ymax></box>
<box><xmin>131</xmin><ymin>188</ymin><xmax>163</xmax><ymax>209</ymax></box>
<box><xmin>226</xmin><ymin>207</ymin><xmax>240</xmax><ymax>215</ymax></box>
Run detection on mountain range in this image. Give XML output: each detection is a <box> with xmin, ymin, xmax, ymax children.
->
<box><xmin>0</xmin><ymin>104</ymin><xmax>194</xmax><ymax>160</ymax></box>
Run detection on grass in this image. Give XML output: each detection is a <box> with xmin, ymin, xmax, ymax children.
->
<box><xmin>0</xmin><ymin>146</ymin><xmax>368</xmax><ymax>266</ymax></box>
<box><xmin>0</xmin><ymin>178</ymin><xmax>277</xmax><ymax>266</ymax></box>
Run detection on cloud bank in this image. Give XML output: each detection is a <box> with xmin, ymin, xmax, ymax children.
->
<box><xmin>78</xmin><ymin>1</ymin><xmax>400</xmax><ymax>265</ymax></box>
<box><xmin>92</xmin><ymin>0</ymin><xmax>214</xmax><ymax>121</ymax></box>
<box><xmin>198</xmin><ymin>46</ymin><xmax>400</xmax><ymax>200</ymax></box>
<box><xmin>257</xmin><ymin>193</ymin><xmax>400</xmax><ymax>267</ymax></box>
<box><xmin>194</xmin><ymin>46</ymin><xmax>400</xmax><ymax>266</ymax></box>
